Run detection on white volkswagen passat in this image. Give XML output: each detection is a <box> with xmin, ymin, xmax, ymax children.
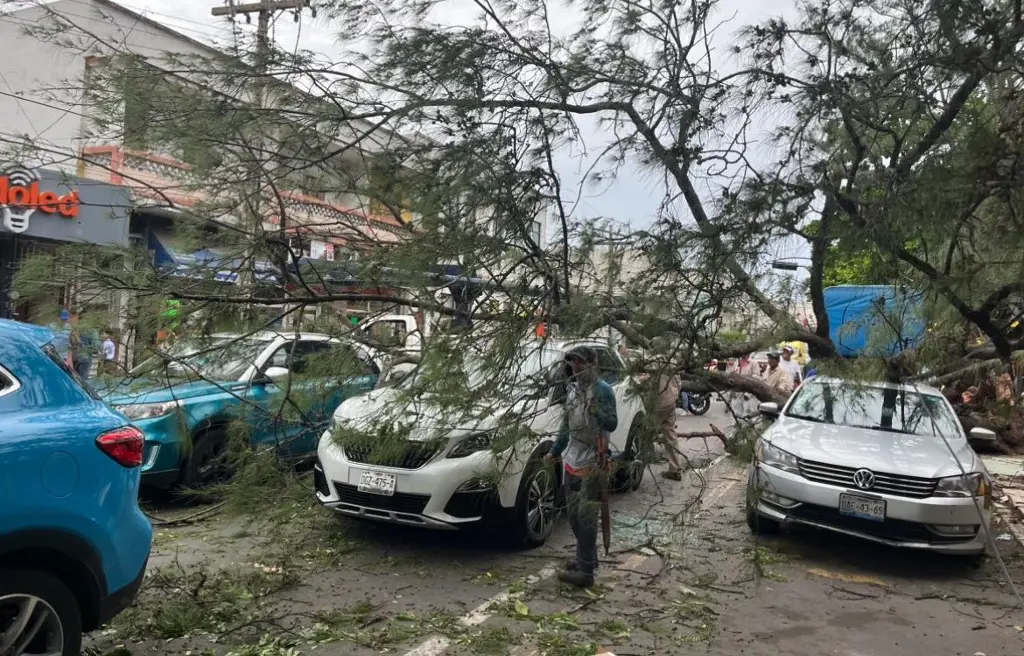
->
<box><xmin>747</xmin><ymin>377</ymin><xmax>994</xmax><ymax>556</ymax></box>
<box><xmin>314</xmin><ymin>339</ymin><xmax>647</xmax><ymax>546</ymax></box>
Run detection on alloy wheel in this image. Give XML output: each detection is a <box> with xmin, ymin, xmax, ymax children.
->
<box><xmin>525</xmin><ymin>467</ymin><xmax>556</xmax><ymax>540</ymax></box>
<box><xmin>0</xmin><ymin>594</ymin><xmax>64</xmax><ymax>656</ymax></box>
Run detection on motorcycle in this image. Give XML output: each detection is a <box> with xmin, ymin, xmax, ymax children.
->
<box><xmin>677</xmin><ymin>390</ymin><xmax>711</xmax><ymax>415</ymax></box>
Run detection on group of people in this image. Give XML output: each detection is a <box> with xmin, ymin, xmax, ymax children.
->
<box><xmin>50</xmin><ymin>309</ymin><xmax>119</xmax><ymax>380</ymax></box>
<box><xmin>760</xmin><ymin>345</ymin><xmax>806</xmax><ymax>394</ymax></box>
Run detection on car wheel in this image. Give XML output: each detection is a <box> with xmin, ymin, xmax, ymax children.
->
<box><xmin>180</xmin><ymin>427</ymin><xmax>231</xmax><ymax>490</ymax></box>
<box><xmin>745</xmin><ymin>504</ymin><xmax>780</xmax><ymax>534</ymax></box>
<box><xmin>615</xmin><ymin>417</ymin><xmax>648</xmax><ymax>492</ymax></box>
<box><xmin>513</xmin><ymin>458</ymin><xmax>558</xmax><ymax>548</ymax></box>
<box><xmin>0</xmin><ymin>568</ymin><xmax>82</xmax><ymax>656</ymax></box>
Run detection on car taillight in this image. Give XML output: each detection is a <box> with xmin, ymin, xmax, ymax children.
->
<box><xmin>97</xmin><ymin>426</ymin><xmax>145</xmax><ymax>468</ymax></box>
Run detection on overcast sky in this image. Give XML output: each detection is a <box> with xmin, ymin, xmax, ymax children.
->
<box><xmin>44</xmin><ymin>0</ymin><xmax>805</xmax><ymax>266</ymax></box>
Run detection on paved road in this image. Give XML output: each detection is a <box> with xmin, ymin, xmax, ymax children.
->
<box><xmin>90</xmin><ymin>402</ymin><xmax>1024</xmax><ymax>655</ymax></box>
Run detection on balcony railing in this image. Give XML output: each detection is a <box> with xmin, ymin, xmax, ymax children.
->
<box><xmin>79</xmin><ymin>145</ymin><xmax>407</xmax><ymax>244</ymax></box>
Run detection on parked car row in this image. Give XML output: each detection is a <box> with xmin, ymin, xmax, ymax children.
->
<box><xmin>2</xmin><ymin>316</ymin><xmax>1001</xmax><ymax>654</ymax></box>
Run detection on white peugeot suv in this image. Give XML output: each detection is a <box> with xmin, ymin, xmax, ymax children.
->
<box><xmin>314</xmin><ymin>339</ymin><xmax>647</xmax><ymax>546</ymax></box>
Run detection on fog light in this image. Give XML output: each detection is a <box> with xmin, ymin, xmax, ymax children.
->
<box><xmin>761</xmin><ymin>491</ymin><xmax>798</xmax><ymax>507</ymax></box>
<box><xmin>930</xmin><ymin>524</ymin><xmax>979</xmax><ymax>536</ymax></box>
<box><xmin>456</xmin><ymin>478</ymin><xmax>491</xmax><ymax>492</ymax></box>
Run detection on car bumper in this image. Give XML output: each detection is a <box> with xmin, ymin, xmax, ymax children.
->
<box><xmin>315</xmin><ymin>436</ymin><xmax>516</xmax><ymax>529</ymax></box>
<box><xmin>130</xmin><ymin>415</ymin><xmax>187</xmax><ymax>485</ymax></box>
<box><xmin>97</xmin><ymin>554</ymin><xmax>148</xmax><ymax>628</ymax></box>
<box><xmin>750</xmin><ymin>464</ymin><xmax>990</xmax><ymax>555</ymax></box>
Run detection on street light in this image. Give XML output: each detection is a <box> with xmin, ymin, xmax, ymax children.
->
<box><xmin>770</xmin><ymin>258</ymin><xmax>811</xmax><ymax>271</ymax></box>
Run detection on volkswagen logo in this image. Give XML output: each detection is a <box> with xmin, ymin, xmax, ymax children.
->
<box><xmin>852</xmin><ymin>468</ymin><xmax>876</xmax><ymax>490</ymax></box>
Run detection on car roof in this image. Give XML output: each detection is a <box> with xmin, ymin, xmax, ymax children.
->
<box><xmin>808</xmin><ymin>375</ymin><xmax>944</xmax><ymax>397</ymax></box>
<box><xmin>0</xmin><ymin>319</ymin><xmax>59</xmax><ymax>348</ymax></box>
<box><xmin>208</xmin><ymin>331</ymin><xmax>337</xmax><ymax>342</ymax></box>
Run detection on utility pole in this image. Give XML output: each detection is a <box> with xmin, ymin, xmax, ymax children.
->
<box><xmin>211</xmin><ymin>1</ymin><xmax>312</xmax><ymax>326</ymax></box>
<box><xmin>211</xmin><ymin>1</ymin><xmax>310</xmax><ymax>69</ymax></box>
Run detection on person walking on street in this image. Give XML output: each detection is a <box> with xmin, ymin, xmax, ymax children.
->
<box><xmin>762</xmin><ymin>351</ymin><xmax>793</xmax><ymax>395</ymax></box>
<box><xmin>101</xmin><ymin>331</ymin><xmax>118</xmax><ymax>375</ymax></box>
<box><xmin>546</xmin><ymin>347</ymin><xmax>618</xmax><ymax>589</ymax></box>
<box><xmin>654</xmin><ymin>366</ymin><xmax>684</xmax><ymax>481</ymax></box>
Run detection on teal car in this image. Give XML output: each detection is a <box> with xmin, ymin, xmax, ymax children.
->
<box><xmin>102</xmin><ymin>332</ymin><xmax>383</xmax><ymax>489</ymax></box>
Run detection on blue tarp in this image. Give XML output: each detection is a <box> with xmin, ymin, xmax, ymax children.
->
<box><xmin>824</xmin><ymin>285</ymin><xmax>926</xmax><ymax>357</ymax></box>
<box><xmin>149</xmin><ymin>231</ymin><xmax>280</xmax><ymax>284</ymax></box>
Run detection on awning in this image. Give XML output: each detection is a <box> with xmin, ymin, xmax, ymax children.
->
<box><xmin>148</xmin><ymin>229</ymin><xmax>281</xmax><ymax>285</ymax></box>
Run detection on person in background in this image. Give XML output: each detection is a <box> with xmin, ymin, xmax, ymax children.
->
<box><xmin>762</xmin><ymin>352</ymin><xmax>793</xmax><ymax>395</ymax></box>
<box><xmin>737</xmin><ymin>353</ymin><xmax>755</xmax><ymax>377</ymax></box>
<box><xmin>546</xmin><ymin>347</ymin><xmax>618</xmax><ymax>589</ymax></box>
<box><xmin>68</xmin><ymin>313</ymin><xmax>95</xmax><ymax>380</ymax></box>
<box><xmin>654</xmin><ymin>364</ymin><xmax>684</xmax><ymax>481</ymax></box>
<box><xmin>779</xmin><ymin>345</ymin><xmax>803</xmax><ymax>388</ymax></box>
<box><xmin>48</xmin><ymin>308</ymin><xmax>74</xmax><ymax>366</ymax></box>
<box><xmin>101</xmin><ymin>331</ymin><xmax>118</xmax><ymax>375</ymax></box>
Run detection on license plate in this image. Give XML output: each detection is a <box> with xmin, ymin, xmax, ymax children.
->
<box><xmin>357</xmin><ymin>471</ymin><xmax>396</xmax><ymax>496</ymax></box>
<box><xmin>839</xmin><ymin>493</ymin><xmax>885</xmax><ymax>522</ymax></box>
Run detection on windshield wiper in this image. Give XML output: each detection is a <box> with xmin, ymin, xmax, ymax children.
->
<box><xmin>850</xmin><ymin>424</ymin><xmax>915</xmax><ymax>435</ymax></box>
<box><xmin>785</xmin><ymin>413</ymin><xmax>827</xmax><ymax>424</ymax></box>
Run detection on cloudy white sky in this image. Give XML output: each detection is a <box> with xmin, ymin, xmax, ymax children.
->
<box><xmin>36</xmin><ymin>0</ymin><xmax>803</xmax><ymax>264</ymax></box>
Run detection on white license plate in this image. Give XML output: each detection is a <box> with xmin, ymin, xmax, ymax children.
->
<box><xmin>839</xmin><ymin>493</ymin><xmax>885</xmax><ymax>522</ymax></box>
<box><xmin>357</xmin><ymin>471</ymin><xmax>396</xmax><ymax>496</ymax></box>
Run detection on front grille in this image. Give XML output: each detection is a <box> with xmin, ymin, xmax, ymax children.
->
<box><xmin>798</xmin><ymin>459</ymin><xmax>937</xmax><ymax>498</ymax></box>
<box><xmin>333</xmin><ymin>481</ymin><xmax>429</xmax><ymax>514</ymax></box>
<box><xmin>787</xmin><ymin>503</ymin><xmax>975</xmax><ymax>544</ymax></box>
<box><xmin>342</xmin><ymin>441</ymin><xmax>439</xmax><ymax>469</ymax></box>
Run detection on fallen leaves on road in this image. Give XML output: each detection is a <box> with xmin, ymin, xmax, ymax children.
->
<box><xmin>805</xmin><ymin>567</ymin><xmax>890</xmax><ymax>588</ymax></box>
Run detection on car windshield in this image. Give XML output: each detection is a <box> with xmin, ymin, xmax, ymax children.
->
<box><xmin>130</xmin><ymin>338</ymin><xmax>267</xmax><ymax>381</ymax></box>
<box><xmin>785</xmin><ymin>381</ymin><xmax>962</xmax><ymax>437</ymax></box>
<box><xmin>400</xmin><ymin>345</ymin><xmax>563</xmax><ymax>393</ymax></box>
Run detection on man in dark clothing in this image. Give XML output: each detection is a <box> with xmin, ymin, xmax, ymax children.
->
<box><xmin>546</xmin><ymin>347</ymin><xmax>618</xmax><ymax>588</ymax></box>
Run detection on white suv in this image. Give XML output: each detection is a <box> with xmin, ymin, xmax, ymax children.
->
<box><xmin>314</xmin><ymin>339</ymin><xmax>647</xmax><ymax>546</ymax></box>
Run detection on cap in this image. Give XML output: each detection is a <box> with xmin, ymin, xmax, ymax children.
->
<box><xmin>767</xmin><ymin>351</ymin><xmax>781</xmax><ymax>359</ymax></box>
<box><xmin>782</xmin><ymin>345</ymin><xmax>794</xmax><ymax>353</ymax></box>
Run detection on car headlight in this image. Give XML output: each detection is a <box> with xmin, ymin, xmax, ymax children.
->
<box><xmin>116</xmin><ymin>400</ymin><xmax>182</xmax><ymax>421</ymax></box>
<box><xmin>934</xmin><ymin>472</ymin><xmax>988</xmax><ymax>498</ymax></box>
<box><xmin>755</xmin><ymin>440</ymin><xmax>800</xmax><ymax>474</ymax></box>
<box><xmin>447</xmin><ymin>432</ymin><xmax>493</xmax><ymax>458</ymax></box>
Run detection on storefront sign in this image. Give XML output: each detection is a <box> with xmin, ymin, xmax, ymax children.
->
<box><xmin>0</xmin><ymin>167</ymin><xmax>80</xmax><ymax>233</ymax></box>
<box><xmin>0</xmin><ymin>166</ymin><xmax>131</xmax><ymax>246</ymax></box>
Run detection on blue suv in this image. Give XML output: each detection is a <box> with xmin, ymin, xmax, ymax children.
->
<box><xmin>0</xmin><ymin>319</ymin><xmax>152</xmax><ymax>656</ymax></box>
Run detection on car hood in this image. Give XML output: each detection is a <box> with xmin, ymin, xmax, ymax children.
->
<box><xmin>333</xmin><ymin>387</ymin><xmax>548</xmax><ymax>442</ymax></box>
<box><xmin>100</xmin><ymin>378</ymin><xmax>245</xmax><ymax>406</ymax></box>
<box><xmin>765</xmin><ymin>415</ymin><xmax>979</xmax><ymax>478</ymax></box>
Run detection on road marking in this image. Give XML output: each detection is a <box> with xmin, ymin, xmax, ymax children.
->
<box><xmin>402</xmin><ymin>455</ymin><xmax>733</xmax><ymax>656</ymax></box>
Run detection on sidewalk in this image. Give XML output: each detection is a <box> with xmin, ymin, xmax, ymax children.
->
<box><xmin>983</xmin><ymin>454</ymin><xmax>1024</xmax><ymax>546</ymax></box>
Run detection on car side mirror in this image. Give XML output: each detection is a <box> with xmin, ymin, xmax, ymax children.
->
<box><xmin>759</xmin><ymin>401</ymin><xmax>780</xmax><ymax>417</ymax></box>
<box><xmin>260</xmin><ymin>366</ymin><xmax>290</xmax><ymax>383</ymax></box>
<box><xmin>381</xmin><ymin>366</ymin><xmax>411</xmax><ymax>388</ymax></box>
<box><xmin>968</xmin><ymin>426</ymin><xmax>997</xmax><ymax>448</ymax></box>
